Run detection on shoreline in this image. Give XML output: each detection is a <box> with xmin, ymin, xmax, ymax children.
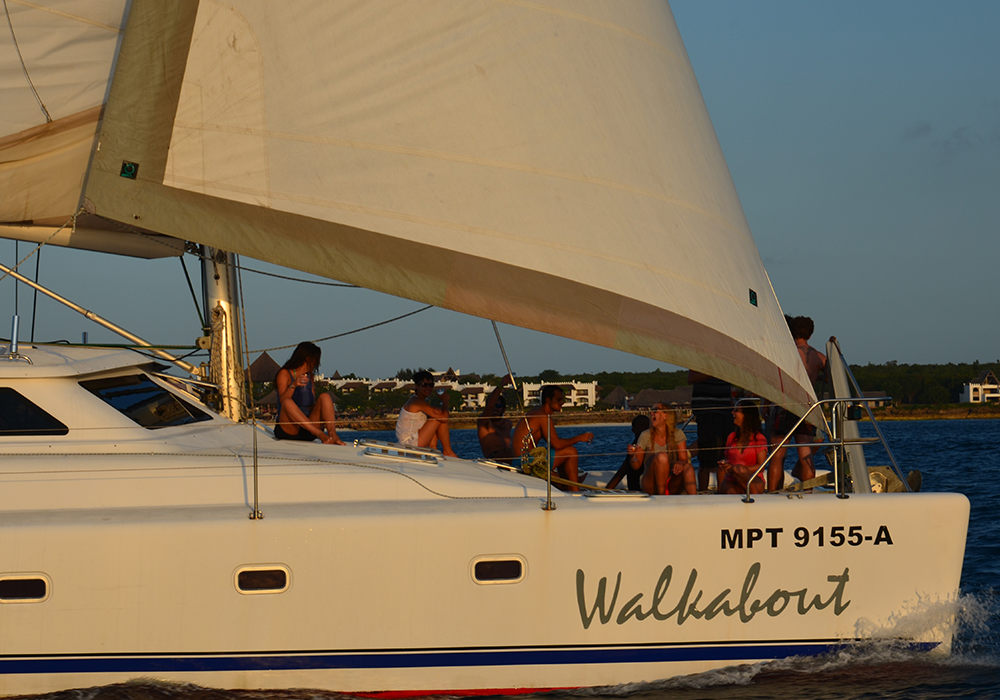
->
<box><xmin>271</xmin><ymin>405</ymin><xmax>1000</xmax><ymax>432</ymax></box>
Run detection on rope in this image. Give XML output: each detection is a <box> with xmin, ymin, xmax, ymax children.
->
<box><xmin>0</xmin><ymin>211</ymin><xmax>78</xmax><ymax>286</ymax></box>
<box><xmin>252</xmin><ymin>304</ymin><xmax>434</xmax><ymax>353</ymax></box>
<box><xmin>3</xmin><ymin>0</ymin><xmax>51</xmax><ymax>122</ymax></box>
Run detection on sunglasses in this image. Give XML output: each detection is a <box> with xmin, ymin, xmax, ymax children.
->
<box><xmin>419</xmin><ymin>382</ymin><xmax>434</xmax><ymax>388</ymax></box>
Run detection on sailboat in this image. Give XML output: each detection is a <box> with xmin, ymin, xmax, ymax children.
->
<box><xmin>0</xmin><ymin>1</ymin><xmax>969</xmax><ymax>696</ymax></box>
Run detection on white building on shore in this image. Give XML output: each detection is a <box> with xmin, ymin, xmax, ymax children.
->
<box><xmin>960</xmin><ymin>370</ymin><xmax>1000</xmax><ymax>403</ymax></box>
<box><xmin>519</xmin><ymin>381</ymin><xmax>598</xmax><ymax>408</ymax></box>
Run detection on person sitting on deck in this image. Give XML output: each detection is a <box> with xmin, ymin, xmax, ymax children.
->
<box><xmin>511</xmin><ymin>385</ymin><xmax>593</xmax><ymax>491</ymax></box>
<box><xmin>396</xmin><ymin>371</ymin><xmax>457</xmax><ymax>457</ymax></box>
<box><xmin>718</xmin><ymin>403</ymin><xmax>768</xmax><ymax>495</ymax></box>
<box><xmin>478</xmin><ymin>373</ymin><xmax>514</xmax><ymax>461</ymax></box>
<box><xmin>274</xmin><ymin>342</ymin><xmax>344</xmax><ymax>444</ymax></box>
<box><xmin>630</xmin><ymin>403</ymin><xmax>696</xmax><ymax>495</ymax></box>
<box><xmin>606</xmin><ymin>414</ymin><xmax>651</xmax><ymax>491</ymax></box>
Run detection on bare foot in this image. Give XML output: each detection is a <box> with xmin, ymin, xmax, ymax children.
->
<box><xmin>443</xmin><ymin>449</ymin><xmax>458</xmax><ymax>458</ymax></box>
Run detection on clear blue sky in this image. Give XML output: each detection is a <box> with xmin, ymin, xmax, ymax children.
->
<box><xmin>3</xmin><ymin>1</ymin><xmax>998</xmax><ymax>378</ymax></box>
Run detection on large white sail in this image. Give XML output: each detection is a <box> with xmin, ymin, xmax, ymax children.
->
<box><xmin>0</xmin><ymin>0</ymin><xmax>181</xmax><ymax>258</ymax></box>
<box><xmin>76</xmin><ymin>0</ymin><xmax>814</xmax><ymax>410</ymax></box>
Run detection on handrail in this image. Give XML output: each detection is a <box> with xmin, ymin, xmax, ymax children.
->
<box><xmin>745</xmin><ymin>396</ymin><xmax>892</xmax><ymax>502</ymax></box>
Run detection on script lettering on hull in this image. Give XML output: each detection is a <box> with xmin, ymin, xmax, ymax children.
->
<box><xmin>576</xmin><ymin>563</ymin><xmax>850</xmax><ymax>630</ymax></box>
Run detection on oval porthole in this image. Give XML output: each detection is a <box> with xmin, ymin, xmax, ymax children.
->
<box><xmin>235</xmin><ymin>565</ymin><xmax>290</xmax><ymax>594</ymax></box>
<box><xmin>0</xmin><ymin>574</ymin><xmax>50</xmax><ymax>603</ymax></box>
<box><xmin>471</xmin><ymin>556</ymin><xmax>526</xmax><ymax>585</ymax></box>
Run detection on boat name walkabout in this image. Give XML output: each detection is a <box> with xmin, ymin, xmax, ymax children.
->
<box><xmin>576</xmin><ymin>562</ymin><xmax>851</xmax><ymax>630</ymax></box>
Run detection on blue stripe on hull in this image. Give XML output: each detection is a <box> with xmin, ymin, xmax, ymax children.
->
<box><xmin>0</xmin><ymin>641</ymin><xmax>938</xmax><ymax>675</ymax></box>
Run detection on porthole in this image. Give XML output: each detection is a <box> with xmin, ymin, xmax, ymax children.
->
<box><xmin>471</xmin><ymin>556</ymin><xmax>526</xmax><ymax>585</ymax></box>
<box><xmin>234</xmin><ymin>565</ymin><xmax>290</xmax><ymax>594</ymax></box>
<box><xmin>0</xmin><ymin>574</ymin><xmax>50</xmax><ymax>603</ymax></box>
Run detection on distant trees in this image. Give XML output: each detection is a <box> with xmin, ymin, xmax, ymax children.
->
<box><xmin>850</xmin><ymin>361</ymin><xmax>999</xmax><ymax>405</ymax></box>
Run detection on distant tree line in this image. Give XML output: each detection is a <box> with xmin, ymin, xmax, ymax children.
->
<box><xmin>848</xmin><ymin>360</ymin><xmax>999</xmax><ymax>405</ymax></box>
<box><xmin>518</xmin><ymin>361</ymin><xmax>1000</xmax><ymax>406</ymax></box>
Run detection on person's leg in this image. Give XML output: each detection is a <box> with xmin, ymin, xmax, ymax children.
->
<box><xmin>553</xmin><ymin>445</ymin><xmax>580</xmax><ymax>491</ymax></box>
<box><xmin>679</xmin><ymin>461</ymin><xmax>697</xmax><ymax>494</ymax></box>
<box><xmin>651</xmin><ymin>452</ymin><xmax>671</xmax><ymax>495</ymax></box>
<box><xmin>792</xmin><ymin>436</ymin><xmax>815</xmax><ymax>482</ymax></box>
<box><xmin>312</xmin><ymin>394</ymin><xmax>344</xmax><ymax>445</ymax></box>
<box><xmin>279</xmin><ymin>398</ymin><xmax>323</xmax><ymax>439</ymax></box>
<box><xmin>435</xmin><ymin>421</ymin><xmax>458</xmax><ymax>457</ymax></box>
<box><xmin>768</xmin><ymin>435</ymin><xmax>789</xmax><ymax>492</ymax></box>
<box><xmin>416</xmin><ymin>419</ymin><xmax>442</xmax><ymax>449</ymax></box>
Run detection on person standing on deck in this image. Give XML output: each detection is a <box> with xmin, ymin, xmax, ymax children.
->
<box><xmin>688</xmin><ymin>371</ymin><xmax>734</xmax><ymax>491</ymax></box>
<box><xmin>768</xmin><ymin>316</ymin><xmax>828</xmax><ymax>491</ymax></box>
<box><xmin>511</xmin><ymin>385</ymin><xmax>593</xmax><ymax>491</ymax></box>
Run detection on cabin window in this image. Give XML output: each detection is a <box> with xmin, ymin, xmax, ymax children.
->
<box><xmin>0</xmin><ymin>388</ymin><xmax>69</xmax><ymax>436</ymax></box>
<box><xmin>0</xmin><ymin>575</ymin><xmax>49</xmax><ymax>602</ymax></box>
<box><xmin>80</xmin><ymin>375</ymin><xmax>211</xmax><ymax>429</ymax></box>
<box><xmin>235</xmin><ymin>566</ymin><xmax>290</xmax><ymax>594</ymax></box>
<box><xmin>471</xmin><ymin>556</ymin><xmax>525</xmax><ymax>585</ymax></box>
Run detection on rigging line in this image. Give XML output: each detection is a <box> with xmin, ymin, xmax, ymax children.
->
<box><xmin>179</xmin><ymin>255</ymin><xmax>207</xmax><ymax>331</ymax></box>
<box><xmin>186</xmin><ymin>249</ymin><xmax>359</xmax><ymax>287</ymax></box>
<box><xmin>30</xmin><ymin>244</ymin><xmax>40</xmax><ymax>342</ymax></box>
<box><xmin>13</xmin><ymin>241</ymin><xmax>18</xmax><ymax>314</ymax></box>
<box><xmin>0</xmin><ymin>210</ymin><xmax>78</xmax><ymax>285</ymax></box>
<box><xmin>252</xmin><ymin>304</ymin><xmax>434</xmax><ymax>354</ymax></box>
<box><xmin>3</xmin><ymin>0</ymin><xmax>51</xmax><ymax>122</ymax></box>
<box><xmin>233</xmin><ymin>263</ymin><xmax>359</xmax><ymax>287</ymax></box>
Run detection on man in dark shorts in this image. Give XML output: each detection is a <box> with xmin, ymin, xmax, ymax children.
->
<box><xmin>688</xmin><ymin>370</ymin><xmax>733</xmax><ymax>491</ymax></box>
<box><xmin>768</xmin><ymin>316</ymin><xmax>828</xmax><ymax>491</ymax></box>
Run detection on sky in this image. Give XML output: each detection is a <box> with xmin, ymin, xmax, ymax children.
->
<box><xmin>2</xmin><ymin>1</ymin><xmax>998</xmax><ymax>379</ymax></box>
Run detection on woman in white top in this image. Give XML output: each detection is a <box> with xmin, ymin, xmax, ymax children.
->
<box><xmin>628</xmin><ymin>403</ymin><xmax>696</xmax><ymax>495</ymax></box>
<box><xmin>395</xmin><ymin>370</ymin><xmax>457</xmax><ymax>456</ymax></box>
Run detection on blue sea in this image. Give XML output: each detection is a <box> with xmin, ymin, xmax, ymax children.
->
<box><xmin>34</xmin><ymin>420</ymin><xmax>1000</xmax><ymax>700</ymax></box>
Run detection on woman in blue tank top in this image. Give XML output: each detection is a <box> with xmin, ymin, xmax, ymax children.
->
<box><xmin>274</xmin><ymin>342</ymin><xmax>344</xmax><ymax>444</ymax></box>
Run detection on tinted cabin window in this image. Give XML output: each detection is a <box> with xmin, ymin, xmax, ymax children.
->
<box><xmin>237</xmin><ymin>568</ymin><xmax>288</xmax><ymax>593</ymax></box>
<box><xmin>80</xmin><ymin>375</ymin><xmax>211</xmax><ymax>429</ymax></box>
<box><xmin>0</xmin><ymin>388</ymin><xmax>69</xmax><ymax>436</ymax></box>
<box><xmin>0</xmin><ymin>577</ymin><xmax>48</xmax><ymax>601</ymax></box>
<box><xmin>474</xmin><ymin>559</ymin><xmax>523</xmax><ymax>583</ymax></box>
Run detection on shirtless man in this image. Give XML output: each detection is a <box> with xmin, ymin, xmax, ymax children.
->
<box><xmin>511</xmin><ymin>385</ymin><xmax>593</xmax><ymax>491</ymax></box>
<box><xmin>768</xmin><ymin>316</ymin><xmax>828</xmax><ymax>491</ymax></box>
<box><xmin>478</xmin><ymin>374</ymin><xmax>514</xmax><ymax>461</ymax></box>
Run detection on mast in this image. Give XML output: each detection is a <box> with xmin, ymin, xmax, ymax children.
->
<box><xmin>201</xmin><ymin>247</ymin><xmax>246</xmax><ymax>421</ymax></box>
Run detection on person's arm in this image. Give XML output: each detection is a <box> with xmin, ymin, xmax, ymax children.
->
<box><xmin>276</xmin><ymin>369</ymin><xmax>295</xmax><ymax>403</ymax></box>
<box><xmin>545</xmin><ymin>425</ymin><xmax>593</xmax><ymax>450</ymax></box>
<box><xmin>412</xmin><ymin>393</ymin><xmax>450</xmax><ymax>421</ymax></box>
<box><xmin>481</xmin><ymin>374</ymin><xmax>513</xmax><ymax>417</ymax></box>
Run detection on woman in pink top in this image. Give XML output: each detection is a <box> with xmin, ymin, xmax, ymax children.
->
<box><xmin>718</xmin><ymin>404</ymin><xmax>767</xmax><ymax>495</ymax></box>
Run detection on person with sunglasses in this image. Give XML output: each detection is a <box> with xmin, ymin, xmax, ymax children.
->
<box><xmin>395</xmin><ymin>370</ymin><xmax>458</xmax><ymax>456</ymax></box>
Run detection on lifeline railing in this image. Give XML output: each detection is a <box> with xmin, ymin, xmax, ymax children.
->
<box><xmin>744</xmin><ymin>395</ymin><xmax>906</xmax><ymax>503</ymax></box>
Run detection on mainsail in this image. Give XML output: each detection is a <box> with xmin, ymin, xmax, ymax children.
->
<box><xmin>10</xmin><ymin>0</ymin><xmax>817</xmax><ymax>411</ymax></box>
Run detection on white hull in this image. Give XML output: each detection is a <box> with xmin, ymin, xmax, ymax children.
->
<box><xmin>0</xmin><ymin>347</ymin><xmax>969</xmax><ymax>695</ymax></box>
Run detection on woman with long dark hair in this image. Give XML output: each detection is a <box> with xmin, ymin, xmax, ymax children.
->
<box><xmin>718</xmin><ymin>403</ymin><xmax>767</xmax><ymax>494</ymax></box>
<box><xmin>274</xmin><ymin>342</ymin><xmax>344</xmax><ymax>444</ymax></box>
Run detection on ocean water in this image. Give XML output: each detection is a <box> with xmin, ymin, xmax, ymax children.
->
<box><xmin>29</xmin><ymin>420</ymin><xmax>1000</xmax><ymax>700</ymax></box>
